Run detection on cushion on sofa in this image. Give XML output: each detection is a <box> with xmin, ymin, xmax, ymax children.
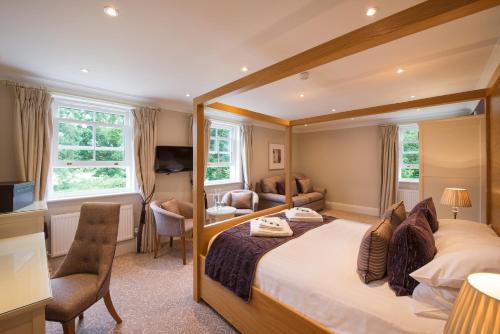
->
<box><xmin>276</xmin><ymin>180</ymin><xmax>299</xmax><ymax>196</ymax></box>
<box><xmin>292</xmin><ymin>195</ymin><xmax>310</xmax><ymax>207</ymax></box>
<box><xmin>260</xmin><ymin>175</ymin><xmax>284</xmax><ymax>193</ymax></box>
<box><xmin>297</xmin><ymin>179</ymin><xmax>313</xmax><ymax>193</ymax></box>
<box><xmin>259</xmin><ymin>192</ymin><xmax>286</xmax><ymax>204</ymax></box>
<box><xmin>304</xmin><ymin>192</ymin><xmax>324</xmax><ymax>202</ymax></box>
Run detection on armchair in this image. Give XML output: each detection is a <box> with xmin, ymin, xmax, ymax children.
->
<box><xmin>150</xmin><ymin>199</ymin><xmax>193</xmax><ymax>265</ymax></box>
<box><xmin>221</xmin><ymin>190</ymin><xmax>259</xmax><ymax>216</ymax></box>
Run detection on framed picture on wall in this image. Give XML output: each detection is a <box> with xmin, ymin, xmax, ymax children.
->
<box><xmin>269</xmin><ymin>143</ymin><xmax>285</xmax><ymax>170</ymax></box>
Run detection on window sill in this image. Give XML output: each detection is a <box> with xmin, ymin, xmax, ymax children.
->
<box><xmin>47</xmin><ymin>191</ymin><xmax>140</xmax><ymax>203</ymax></box>
<box><xmin>204</xmin><ymin>181</ymin><xmax>243</xmax><ymax>188</ymax></box>
<box><xmin>399</xmin><ymin>179</ymin><xmax>420</xmax><ymax>184</ymax></box>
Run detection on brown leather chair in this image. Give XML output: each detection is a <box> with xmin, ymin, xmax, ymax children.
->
<box><xmin>46</xmin><ymin>203</ymin><xmax>122</xmax><ymax>334</ymax></box>
<box><xmin>150</xmin><ymin>199</ymin><xmax>193</xmax><ymax>265</ymax></box>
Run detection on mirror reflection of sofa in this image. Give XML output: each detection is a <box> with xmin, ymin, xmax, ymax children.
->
<box><xmin>255</xmin><ymin>174</ymin><xmax>326</xmax><ymax>211</ymax></box>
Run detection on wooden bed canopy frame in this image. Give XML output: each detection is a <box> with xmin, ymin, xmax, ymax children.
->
<box><xmin>191</xmin><ymin>1</ymin><xmax>500</xmax><ymax>333</ymax></box>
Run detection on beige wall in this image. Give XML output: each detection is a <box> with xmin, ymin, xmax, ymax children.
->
<box><xmin>251</xmin><ymin>126</ymin><xmax>286</xmax><ymax>188</ymax></box>
<box><xmin>294</xmin><ymin>126</ymin><xmax>381</xmax><ymax>211</ymax></box>
<box><xmin>419</xmin><ymin>115</ymin><xmax>486</xmax><ymax>223</ymax></box>
<box><xmin>0</xmin><ymin>84</ymin><xmax>19</xmax><ymax>181</ymax></box>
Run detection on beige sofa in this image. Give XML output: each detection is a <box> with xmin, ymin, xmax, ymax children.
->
<box><xmin>255</xmin><ymin>174</ymin><xmax>326</xmax><ymax>211</ymax></box>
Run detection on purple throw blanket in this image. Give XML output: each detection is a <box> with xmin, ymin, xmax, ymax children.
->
<box><xmin>205</xmin><ymin>212</ymin><xmax>336</xmax><ymax>302</ymax></box>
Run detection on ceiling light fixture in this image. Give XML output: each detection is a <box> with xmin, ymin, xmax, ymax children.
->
<box><xmin>104</xmin><ymin>6</ymin><xmax>119</xmax><ymax>17</ymax></box>
<box><xmin>80</xmin><ymin>68</ymin><xmax>89</xmax><ymax>73</ymax></box>
<box><xmin>410</xmin><ymin>95</ymin><xmax>416</xmax><ymax>98</ymax></box>
<box><xmin>299</xmin><ymin>94</ymin><xmax>304</xmax><ymax>98</ymax></box>
<box><xmin>351</xmin><ymin>118</ymin><xmax>355</xmax><ymax>120</ymax></box>
<box><xmin>241</xmin><ymin>66</ymin><xmax>248</xmax><ymax>72</ymax></box>
<box><xmin>304</xmin><ymin>124</ymin><xmax>308</xmax><ymax>127</ymax></box>
<box><xmin>331</xmin><ymin>108</ymin><xmax>336</xmax><ymax>112</ymax></box>
<box><xmin>366</xmin><ymin>7</ymin><xmax>377</xmax><ymax>16</ymax></box>
<box><xmin>185</xmin><ymin>93</ymin><xmax>191</xmax><ymax>97</ymax></box>
<box><xmin>397</xmin><ymin>68</ymin><xmax>404</xmax><ymax>74</ymax></box>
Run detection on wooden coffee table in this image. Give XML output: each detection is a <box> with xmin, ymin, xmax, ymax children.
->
<box><xmin>206</xmin><ymin>206</ymin><xmax>237</xmax><ymax>224</ymax></box>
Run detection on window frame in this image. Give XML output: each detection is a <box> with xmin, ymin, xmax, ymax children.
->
<box><xmin>48</xmin><ymin>96</ymin><xmax>136</xmax><ymax>200</ymax></box>
<box><xmin>398</xmin><ymin>124</ymin><xmax>420</xmax><ymax>183</ymax></box>
<box><xmin>204</xmin><ymin>121</ymin><xmax>241</xmax><ymax>186</ymax></box>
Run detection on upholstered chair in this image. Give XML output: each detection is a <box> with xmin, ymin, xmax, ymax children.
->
<box><xmin>221</xmin><ymin>190</ymin><xmax>259</xmax><ymax>216</ymax></box>
<box><xmin>150</xmin><ymin>199</ymin><xmax>193</xmax><ymax>265</ymax></box>
<box><xmin>45</xmin><ymin>203</ymin><xmax>122</xmax><ymax>334</ymax></box>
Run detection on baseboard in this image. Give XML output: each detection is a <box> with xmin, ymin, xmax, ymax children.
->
<box><xmin>325</xmin><ymin>201</ymin><xmax>379</xmax><ymax>216</ymax></box>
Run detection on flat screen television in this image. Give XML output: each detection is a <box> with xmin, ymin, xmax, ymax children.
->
<box><xmin>155</xmin><ymin>146</ymin><xmax>193</xmax><ymax>173</ymax></box>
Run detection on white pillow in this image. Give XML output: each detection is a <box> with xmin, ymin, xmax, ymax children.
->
<box><xmin>412</xmin><ymin>283</ymin><xmax>459</xmax><ymax>320</ymax></box>
<box><xmin>410</xmin><ymin>219</ymin><xmax>500</xmax><ymax>289</ymax></box>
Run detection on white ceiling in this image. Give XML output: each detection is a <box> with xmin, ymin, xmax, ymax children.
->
<box><xmin>0</xmin><ymin>1</ymin><xmax>498</xmax><ymax>122</ymax></box>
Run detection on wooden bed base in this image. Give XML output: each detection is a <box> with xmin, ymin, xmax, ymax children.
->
<box><xmin>192</xmin><ymin>1</ymin><xmax>500</xmax><ymax>333</ymax></box>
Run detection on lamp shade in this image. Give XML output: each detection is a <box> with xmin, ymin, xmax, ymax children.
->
<box><xmin>445</xmin><ymin>273</ymin><xmax>500</xmax><ymax>334</ymax></box>
<box><xmin>440</xmin><ymin>188</ymin><xmax>472</xmax><ymax>207</ymax></box>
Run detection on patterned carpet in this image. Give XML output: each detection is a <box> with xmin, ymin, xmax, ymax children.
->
<box><xmin>46</xmin><ymin>239</ymin><xmax>238</xmax><ymax>334</ymax></box>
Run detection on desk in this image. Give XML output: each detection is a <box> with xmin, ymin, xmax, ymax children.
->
<box><xmin>0</xmin><ymin>233</ymin><xmax>52</xmax><ymax>333</ymax></box>
<box><xmin>0</xmin><ymin>201</ymin><xmax>47</xmax><ymax>239</ymax></box>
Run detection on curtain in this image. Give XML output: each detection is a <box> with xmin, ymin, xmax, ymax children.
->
<box><xmin>379</xmin><ymin>125</ymin><xmax>399</xmax><ymax>217</ymax></box>
<box><xmin>13</xmin><ymin>84</ymin><xmax>53</xmax><ymax>201</ymax></box>
<box><xmin>240</xmin><ymin>124</ymin><xmax>253</xmax><ymax>189</ymax></box>
<box><xmin>204</xmin><ymin>119</ymin><xmax>212</xmax><ymax>179</ymax></box>
<box><xmin>133</xmin><ymin>107</ymin><xmax>159</xmax><ymax>253</ymax></box>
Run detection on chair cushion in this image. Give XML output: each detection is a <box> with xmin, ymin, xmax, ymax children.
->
<box><xmin>45</xmin><ymin>274</ymin><xmax>99</xmax><ymax>322</ymax></box>
<box><xmin>384</xmin><ymin>201</ymin><xmax>407</xmax><ymax>228</ymax></box>
<box><xmin>357</xmin><ymin>219</ymin><xmax>394</xmax><ymax>283</ymax></box>
<box><xmin>235</xmin><ymin>209</ymin><xmax>253</xmax><ymax>216</ymax></box>
<box><xmin>161</xmin><ymin>198</ymin><xmax>181</xmax><ymax>215</ymax></box>
<box><xmin>304</xmin><ymin>192</ymin><xmax>324</xmax><ymax>202</ymax></box>
<box><xmin>297</xmin><ymin>179</ymin><xmax>313</xmax><ymax>193</ymax></box>
<box><xmin>409</xmin><ymin>197</ymin><xmax>439</xmax><ymax>232</ymax></box>
<box><xmin>231</xmin><ymin>191</ymin><xmax>252</xmax><ymax>209</ymax></box>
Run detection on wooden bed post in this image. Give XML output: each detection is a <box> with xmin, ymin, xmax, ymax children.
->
<box><xmin>285</xmin><ymin>125</ymin><xmax>293</xmax><ymax>207</ymax></box>
<box><xmin>193</xmin><ymin>103</ymin><xmax>205</xmax><ymax>302</ymax></box>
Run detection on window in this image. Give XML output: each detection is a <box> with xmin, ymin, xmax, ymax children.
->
<box><xmin>48</xmin><ymin>96</ymin><xmax>135</xmax><ymax>199</ymax></box>
<box><xmin>399</xmin><ymin>124</ymin><xmax>420</xmax><ymax>182</ymax></box>
<box><xmin>205</xmin><ymin>122</ymin><xmax>240</xmax><ymax>184</ymax></box>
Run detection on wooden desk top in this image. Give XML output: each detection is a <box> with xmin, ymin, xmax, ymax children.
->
<box><xmin>0</xmin><ymin>233</ymin><xmax>52</xmax><ymax>320</ymax></box>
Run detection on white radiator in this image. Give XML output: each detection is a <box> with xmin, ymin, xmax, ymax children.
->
<box><xmin>398</xmin><ymin>189</ymin><xmax>420</xmax><ymax>211</ymax></box>
<box><xmin>50</xmin><ymin>204</ymin><xmax>134</xmax><ymax>257</ymax></box>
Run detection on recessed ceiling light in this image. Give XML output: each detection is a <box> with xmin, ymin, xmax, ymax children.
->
<box><xmin>185</xmin><ymin>93</ymin><xmax>190</xmax><ymax>97</ymax></box>
<box><xmin>331</xmin><ymin>108</ymin><xmax>336</xmax><ymax>112</ymax></box>
<box><xmin>241</xmin><ymin>66</ymin><xmax>248</xmax><ymax>72</ymax></box>
<box><xmin>397</xmin><ymin>68</ymin><xmax>404</xmax><ymax>74</ymax></box>
<box><xmin>104</xmin><ymin>6</ymin><xmax>119</xmax><ymax>17</ymax></box>
<box><xmin>299</xmin><ymin>94</ymin><xmax>304</xmax><ymax>98</ymax></box>
<box><xmin>410</xmin><ymin>95</ymin><xmax>416</xmax><ymax>98</ymax></box>
<box><xmin>351</xmin><ymin>118</ymin><xmax>355</xmax><ymax>120</ymax></box>
<box><xmin>366</xmin><ymin>7</ymin><xmax>377</xmax><ymax>16</ymax></box>
<box><xmin>80</xmin><ymin>68</ymin><xmax>89</xmax><ymax>73</ymax></box>
<box><xmin>304</xmin><ymin>124</ymin><xmax>308</xmax><ymax>127</ymax></box>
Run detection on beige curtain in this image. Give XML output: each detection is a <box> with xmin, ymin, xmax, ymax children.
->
<box><xmin>13</xmin><ymin>84</ymin><xmax>53</xmax><ymax>201</ymax></box>
<box><xmin>204</xmin><ymin>119</ymin><xmax>212</xmax><ymax>179</ymax></box>
<box><xmin>379</xmin><ymin>125</ymin><xmax>399</xmax><ymax>217</ymax></box>
<box><xmin>133</xmin><ymin>107</ymin><xmax>159</xmax><ymax>253</ymax></box>
<box><xmin>240</xmin><ymin>124</ymin><xmax>253</xmax><ymax>189</ymax></box>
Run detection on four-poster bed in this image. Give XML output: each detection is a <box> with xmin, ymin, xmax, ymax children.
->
<box><xmin>191</xmin><ymin>1</ymin><xmax>500</xmax><ymax>333</ymax></box>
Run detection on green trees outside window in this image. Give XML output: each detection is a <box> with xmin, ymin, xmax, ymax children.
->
<box><xmin>399</xmin><ymin>126</ymin><xmax>419</xmax><ymax>181</ymax></box>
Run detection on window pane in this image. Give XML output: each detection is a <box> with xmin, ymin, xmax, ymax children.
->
<box><xmin>219</xmin><ymin>153</ymin><xmax>230</xmax><ymax>163</ymax></box>
<box><xmin>57</xmin><ymin>107</ymin><xmax>93</xmax><ymax>121</ymax></box>
<box><xmin>217</xmin><ymin>128</ymin><xmax>230</xmax><ymax>138</ymax></box>
<box><xmin>210</xmin><ymin>128</ymin><xmax>216</xmax><ymax>136</ymax></box>
<box><xmin>58</xmin><ymin>123</ymin><xmax>93</xmax><ymax>146</ymax></box>
<box><xmin>218</xmin><ymin>139</ymin><xmax>230</xmax><ymax>152</ymax></box>
<box><xmin>96</xmin><ymin>150</ymin><xmax>124</xmax><ymax>161</ymax></box>
<box><xmin>403</xmin><ymin>143</ymin><xmax>419</xmax><ymax>152</ymax></box>
<box><xmin>58</xmin><ymin>149</ymin><xmax>93</xmax><ymax>161</ymax></box>
<box><xmin>403</xmin><ymin>129</ymin><xmax>418</xmax><ymax>142</ymax></box>
<box><xmin>209</xmin><ymin>139</ymin><xmax>216</xmax><ymax>152</ymax></box>
<box><xmin>401</xmin><ymin>168</ymin><xmax>419</xmax><ymax>179</ymax></box>
<box><xmin>208</xmin><ymin>153</ymin><xmax>218</xmax><ymax>163</ymax></box>
<box><xmin>403</xmin><ymin>153</ymin><xmax>419</xmax><ymax>164</ymax></box>
<box><xmin>96</xmin><ymin>127</ymin><xmax>123</xmax><ymax>147</ymax></box>
<box><xmin>95</xmin><ymin>111</ymin><xmax>124</xmax><ymax>125</ymax></box>
<box><xmin>205</xmin><ymin>167</ymin><xmax>230</xmax><ymax>181</ymax></box>
<box><xmin>53</xmin><ymin>167</ymin><xmax>126</xmax><ymax>193</ymax></box>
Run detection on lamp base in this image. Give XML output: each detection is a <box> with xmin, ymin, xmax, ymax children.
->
<box><xmin>452</xmin><ymin>207</ymin><xmax>458</xmax><ymax>219</ymax></box>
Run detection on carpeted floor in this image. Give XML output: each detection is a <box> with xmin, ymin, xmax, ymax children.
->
<box><xmin>46</xmin><ymin>239</ymin><xmax>238</xmax><ymax>334</ymax></box>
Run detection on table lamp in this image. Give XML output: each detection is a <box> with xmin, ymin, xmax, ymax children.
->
<box><xmin>445</xmin><ymin>272</ymin><xmax>500</xmax><ymax>334</ymax></box>
<box><xmin>440</xmin><ymin>188</ymin><xmax>471</xmax><ymax>219</ymax></box>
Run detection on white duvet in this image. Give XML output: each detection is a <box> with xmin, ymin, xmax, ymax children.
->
<box><xmin>251</xmin><ymin>219</ymin><xmax>446</xmax><ymax>334</ymax></box>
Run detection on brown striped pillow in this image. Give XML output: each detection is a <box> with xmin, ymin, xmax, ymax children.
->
<box><xmin>357</xmin><ymin>219</ymin><xmax>394</xmax><ymax>283</ymax></box>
